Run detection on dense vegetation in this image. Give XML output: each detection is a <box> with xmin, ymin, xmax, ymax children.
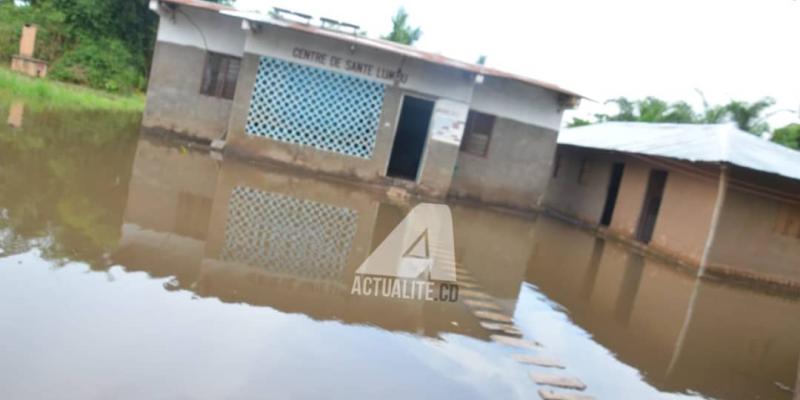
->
<box><xmin>570</xmin><ymin>96</ymin><xmax>799</xmax><ymax>149</ymax></box>
<box><xmin>0</xmin><ymin>0</ymin><xmax>158</xmax><ymax>93</ymax></box>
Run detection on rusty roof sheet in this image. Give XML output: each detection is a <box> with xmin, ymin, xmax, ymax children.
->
<box><xmin>157</xmin><ymin>0</ymin><xmax>585</xmax><ymax>98</ymax></box>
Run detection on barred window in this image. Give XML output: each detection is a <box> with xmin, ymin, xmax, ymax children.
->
<box><xmin>460</xmin><ymin>111</ymin><xmax>495</xmax><ymax>157</ymax></box>
<box><xmin>200</xmin><ymin>52</ymin><xmax>240</xmax><ymax>100</ymax></box>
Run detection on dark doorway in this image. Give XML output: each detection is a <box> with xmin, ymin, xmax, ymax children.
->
<box><xmin>600</xmin><ymin>163</ymin><xmax>625</xmax><ymax>226</ymax></box>
<box><xmin>387</xmin><ymin>96</ymin><xmax>434</xmax><ymax>180</ymax></box>
<box><xmin>635</xmin><ymin>170</ymin><xmax>668</xmax><ymax>243</ymax></box>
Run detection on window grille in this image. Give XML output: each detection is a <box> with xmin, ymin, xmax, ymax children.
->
<box><xmin>245</xmin><ymin>56</ymin><xmax>386</xmax><ymax>159</ymax></box>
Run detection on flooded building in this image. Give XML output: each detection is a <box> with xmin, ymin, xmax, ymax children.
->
<box><xmin>143</xmin><ymin>0</ymin><xmax>581</xmax><ymax>208</ymax></box>
<box><xmin>544</xmin><ymin>122</ymin><xmax>800</xmax><ymax>288</ymax></box>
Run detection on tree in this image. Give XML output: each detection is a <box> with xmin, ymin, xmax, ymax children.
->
<box><xmin>593</xmin><ymin>97</ymin><xmax>697</xmax><ymax>124</ymax></box>
<box><xmin>724</xmin><ymin>97</ymin><xmax>775</xmax><ymax>135</ymax></box>
<box><xmin>772</xmin><ymin>124</ymin><xmax>800</xmax><ymax>150</ymax></box>
<box><xmin>382</xmin><ymin>8</ymin><xmax>421</xmax><ymax>45</ymax></box>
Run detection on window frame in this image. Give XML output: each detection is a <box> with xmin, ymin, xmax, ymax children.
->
<box><xmin>199</xmin><ymin>51</ymin><xmax>241</xmax><ymax>100</ymax></box>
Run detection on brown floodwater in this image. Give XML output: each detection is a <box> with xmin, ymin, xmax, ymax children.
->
<box><xmin>0</xmin><ymin>101</ymin><xmax>798</xmax><ymax>400</ymax></box>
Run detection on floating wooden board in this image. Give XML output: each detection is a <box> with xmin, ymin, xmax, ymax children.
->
<box><xmin>490</xmin><ymin>334</ymin><xmax>541</xmax><ymax>349</ymax></box>
<box><xmin>538</xmin><ymin>389</ymin><xmax>595</xmax><ymax>400</ymax></box>
<box><xmin>530</xmin><ymin>373</ymin><xmax>587</xmax><ymax>390</ymax></box>
<box><xmin>512</xmin><ymin>354</ymin><xmax>565</xmax><ymax>369</ymax></box>
<box><xmin>474</xmin><ymin>310</ymin><xmax>514</xmax><ymax>323</ymax></box>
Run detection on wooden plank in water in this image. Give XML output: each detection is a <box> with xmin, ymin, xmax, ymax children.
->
<box><xmin>490</xmin><ymin>334</ymin><xmax>541</xmax><ymax>349</ymax></box>
<box><xmin>538</xmin><ymin>389</ymin><xmax>595</xmax><ymax>400</ymax></box>
<box><xmin>479</xmin><ymin>321</ymin><xmax>522</xmax><ymax>336</ymax></box>
<box><xmin>530</xmin><ymin>373</ymin><xmax>587</xmax><ymax>391</ymax></box>
<box><xmin>512</xmin><ymin>354</ymin><xmax>565</xmax><ymax>369</ymax></box>
<box><xmin>474</xmin><ymin>310</ymin><xmax>513</xmax><ymax>323</ymax></box>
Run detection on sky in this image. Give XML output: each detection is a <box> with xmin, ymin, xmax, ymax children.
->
<box><xmin>234</xmin><ymin>0</ymin><xmax>800</xmax><ymax>128</ymax></box>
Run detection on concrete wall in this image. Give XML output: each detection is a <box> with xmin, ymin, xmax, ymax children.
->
<box><xmin>143</xmin><ymin>41</ymin><xmax>235</xmax><ymax>141</ymax></box>
<box><xmin>145</xmin><ymin>8</ymin><xmax>567</xmax><ymax>202</ymax></box>
<box><xmin>143</xmin><ymin>6</ymin><xmax>246</xmax><ymax>141</ymax></box>
<box><xmin>224</xmin><ymin>24</ymin><xmax>478</xmax><ymax>198</ymax></box>
<box><xmin>449</xmin><ymin>118</ymin><xmax>559</xmax><ymax>209</ymax></box>
<box><xmin>545</xmin><ymin>147</ymin><xmax>718</xmax><ymax>265</ymax></box>
<box><xmin>542</xmin><ymin>146</ymin><xmax>615</xmax><ymax>222</ymax></box>
<box><xmin>470</xmin><ymin>76</ymin><xmax>563</xmax><ymax>132</ymax></box>
<box><xmin>602</xmin><ymin>157</ymin><xmax>718</xmax><ymax>265</ymax></box>
<box><xmin>708</xmin><ymin>167</ymin><xmax>800</xmax><ymax>286</ymax></box>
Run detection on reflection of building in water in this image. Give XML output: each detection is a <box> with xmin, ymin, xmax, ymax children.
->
<box><xmin>220</xmin><ymin>186</ymin><xmax>357</xmax><ymax>282</ymax></box>
<box><xmin>526</xmin><ymin>216</ymin><xmax>800</xmax><ymax>400</ymax></box>
<box><xmin>114</xmin><ymin>136</ymin><xmax>536</xmax><ymax>339</ymax></box>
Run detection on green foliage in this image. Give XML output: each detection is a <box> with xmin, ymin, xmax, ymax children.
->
<box><xmin>772</xmin><ymin>124</ymin><xmax>800</xmax><ymax>150</ymax></box>
<box><xmin>570</xmin><ymin>95</ymin><xmax>799</xmax><ymax>149</ymax></box>
<box><xmin>0</xmin><ymin>0</ymin><xmax>156</xmax><ymax>93</ymax></box>
<box><xmin>725</xmin><ymin>97</ymin><xmax>775</xmax><ymax>135</ymax></box>
<box><xmin>567</xmin><ymin>117</ymin><xmax>592</xmax><ymax>128</ymax></box>
<box><xmin>0</xmin><ymin>67</ymin><xmax>144</xmax><ymax>111</ymax></box>
<box><xmin>49</xmin><ymin>37</ymin><xmax>141</xmax><ymax>92</ymax></box>
<box><xmin>382</xmin><ymin>8</ymin><xmax>421</xmax><ymax>45</ymax></box>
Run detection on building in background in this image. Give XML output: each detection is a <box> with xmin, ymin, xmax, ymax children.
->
<box><xmin>544</xmin><ymin>122</ymin><xmax>800</xmax><ymax>288</ymax></box>
<box><xmin>142</xmin><ymin>0</ymin><xmax>582</xmax><ymax>209</ymax></box>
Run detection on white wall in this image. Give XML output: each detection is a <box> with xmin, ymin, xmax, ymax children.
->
<box><xmin>155</xmin><ymin>6</ymin><xmax>246</xmax><ymax>56</ymax></box>
<box><xmin>244</xmin><ymin>24</ymin><xmax>476</xmax><ymax>102</ymax></box>
<box><xmin>470</xmin><ymin>76</ymin><xmax>564</xmax><ymax>131</ymax></box>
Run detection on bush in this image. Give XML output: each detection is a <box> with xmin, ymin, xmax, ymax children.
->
<box><xmin>50</xmin><ymin>36</ymin><xmax>140</xmax><ymax>93</ymax></box>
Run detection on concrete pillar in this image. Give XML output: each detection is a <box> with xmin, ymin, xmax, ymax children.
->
<box><xmin>416</xmin><ymin>98</ymin><xmax>468</xmax><ymax>197</ymax></box>
<box><xmin>19</xmin><ymin>24</ymin><xmax>37</xmax><ymax>58</ymax></box>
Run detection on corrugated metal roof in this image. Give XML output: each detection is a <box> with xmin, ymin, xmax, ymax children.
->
<box><xmin>155</xmin><ymin>0</ymin><xmax>585</xmax><ymax>99</ymax></box>
<box><xmin>559</xmin><ymin>122</ymin><xmax>800</xmax><ymax>182</ymax></box>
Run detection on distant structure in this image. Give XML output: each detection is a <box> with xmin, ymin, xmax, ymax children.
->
<box><xmin>142</xmin><ymin>0</ymin><xmax>583</xmax><ymax>209</ymax></box>
<box><xmin>545</xmin><ymin>122</ymin><xmax>800</xmax><ymax>288</ymax></box>
<box><xmin>10</xmin><ymin>24</ymin><xmax>48</xmax><ymax>78</ymax></box>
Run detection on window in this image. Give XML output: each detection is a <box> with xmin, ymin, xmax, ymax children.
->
<box><xmin>200</xmin><ymin>52</ymin><xmax>241</xmax><ymax>100</ymax></box>
<box><xmin>774</xmin><ymin>205</ymin><xmax>800</xmax><ymax>238</ymax></box>
<box><xmin>460</xmin><ymin>111</ymin><xmax>495</xmax><ymax>157</ymax></box>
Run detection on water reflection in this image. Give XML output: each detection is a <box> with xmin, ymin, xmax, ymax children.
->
<box><xmin>526</xmin><ymin>218</ymin><xmax>800</xmax><ymax>399</ymax></box>
<box><xmin>0</xmin><ymin>103</ymin><xmax>798</xmax><ymax>399</ymax></box>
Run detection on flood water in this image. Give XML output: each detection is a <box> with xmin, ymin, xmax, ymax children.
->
<box><xmin>1</xmin><ymin>101</ymin><xmax>799</xmax><ymax>400</ymax></box>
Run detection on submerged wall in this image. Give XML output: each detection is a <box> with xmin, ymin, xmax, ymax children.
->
<box><xmin>144</xmin><ymin>5</ymin><xmax>565</xmax><ymax>203</ymax></box>
<box><xmin>542</xmin><ymin>146</ymin><xmax>615</xmax><ymax>223</ymax></box>
<box><xmin>708</xmin><ymin>167</ymin><xmax>800</xmax><ymax>286</ymax></box>
<box><xmin>544</xmin><ymin>147</ymin><xmax>718</xmax><ymax>265</ymax></box>
<box><xmin>143</xmin><ymin>7</ymin><xmax>245</xmax><ymax>141</ymax></box>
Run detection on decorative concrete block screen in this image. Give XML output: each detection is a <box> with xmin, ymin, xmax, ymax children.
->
<box><xmin>245</xmin><ymin>56</ymin><xmax>386</xmax><ymax>159</ymax></box>
<box><xmin>221</xmin><ymin>186</ymin><xmax>358</xmax><ymax>281</ymax></box>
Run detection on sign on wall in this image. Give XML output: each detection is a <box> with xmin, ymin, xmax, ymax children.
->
<box><xmin>429</xmin><ymin>99</ymin><xmax>469</xmax><ymax>146</ymax></box>
<box><xmin>292</xmin><ymin>47</ymin><xmax>409</xmax><ymax>84</ymax></box>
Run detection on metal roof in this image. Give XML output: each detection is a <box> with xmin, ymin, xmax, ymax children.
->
<box><xmin>559</xmin><ymin>122</ymin><xmax>800</xmax><ymax>182</ymax></box>
<box><xmin>155</xmin><ymin>0</ymin><xmax>584</xmax><ymax>99</ymax></box>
